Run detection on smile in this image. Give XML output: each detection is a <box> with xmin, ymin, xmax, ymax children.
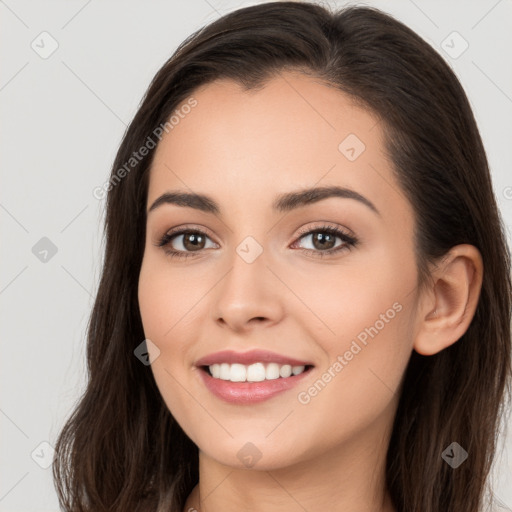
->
<box><xmin>197</xmin><ymin>363</ymin><xmax>314</xmax><ymax>404</ymax></box>
<box><xmin>206</xmin><ymin>362</ymin><xmax>309</xmax><ymax>382</ymax></box>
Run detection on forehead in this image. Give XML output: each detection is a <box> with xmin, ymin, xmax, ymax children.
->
<box><xmin>147</xmin><ymin>71</ymin><xmax>407</xmax><ymax>221</ymax></box>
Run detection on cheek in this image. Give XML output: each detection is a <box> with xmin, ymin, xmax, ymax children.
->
<box><xmin>138</xmin><ymin>251</ymin><xmax>208</xmax><ymax>343</ymax></box>
<box><xmin>290</xmin><ymin>243</ymin><xmax>416</xmax><ymax>418</ymax></box>
<box><xmin>297</xmin><ymin>302</ymin><xmax>413</xmax><ymax>450</ymax></box>
<box><xmin>137</xmin><ymin>255</ymin><xmax>202</xmax><ymax>424</ymax></box>
<box><xmin>290</xmin><ymin>240</ymin><xmax>416</xmax><ymax>348</ymax></box>
<box><xmin>137</xmin><ymin>255</ymin><xmax>199</xmax><ymax>421</ymax></box>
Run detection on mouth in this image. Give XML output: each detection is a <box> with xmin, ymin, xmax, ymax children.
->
<box><xmin>194</xmin><ymin>349</ymin><xmax>315</xmax><ymax>404</ymax></box>
<box><xmin>200</xmin><ymin>362</ymin><xmax>314</xmax><ymax>381</ymax></box>
<box><xmin>196</xmin><ymin>362</ymin><xmax>315</xmax><ymax>404</ymax></box>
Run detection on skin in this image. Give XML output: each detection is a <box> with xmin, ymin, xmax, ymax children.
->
<box><xmin>137</xmin><ymin>71</ymin><xmax>483</xmax><ymax>512</ymax></box>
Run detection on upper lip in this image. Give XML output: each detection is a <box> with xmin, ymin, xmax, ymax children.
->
<box><xmin>195</xmin><ymin>349</ymin><xmax>313</xmax><ymax>367</ymax></box>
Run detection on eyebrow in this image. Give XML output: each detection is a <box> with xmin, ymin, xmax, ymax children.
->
<box><xmin>147</xmin><ymin>185</ymin><xmax>380</xmax><ymax>216</ymax></box>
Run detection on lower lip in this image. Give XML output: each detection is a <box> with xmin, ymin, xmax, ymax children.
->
<box><xmin>197</xmin><ymin>366</ymin><xmax>313</xmax><ymax>404</ymax></box>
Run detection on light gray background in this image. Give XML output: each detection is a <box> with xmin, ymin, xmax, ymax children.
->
<box><xmin>1</xmin><ymin>1</ymin><xmax>511</xmax><ymax>510</ymax></box>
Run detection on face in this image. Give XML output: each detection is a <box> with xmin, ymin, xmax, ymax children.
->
<box><xmin>138</xmin><ymin>71</ymin><xmax>420</xmax><ymax>470</ymax></box>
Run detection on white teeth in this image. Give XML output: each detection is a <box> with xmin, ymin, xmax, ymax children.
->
<box><xmin>247</xmin><ymin>362</ymin><xmax>266</xmax><ymax>382</ymax></box>
<box><xmin>230</xmin><ymin>363</ymin><xmax>247</xmax><ymax>382</ymax></box>
<box><xmin>208</xmin><ymin>362</ymin><xmax>309</xmax><ymax>382</ymax></box>
<box><xmin>219</xmin><ymin>363</ymin><xmax>230</xmax><ymax>380</ymax></box>
<box><xmin>279</xmin><ymin>364</ymin><xmax>292</xmax><ymax>378</ymax></box>
<box><xmin>211</xmin><ymin>364</ymin><xmax>221</xmax><ymax>379</ymax></box>
<box><xmin>265</xmin><ymin>363</ymin><xmax>280</xmax><ymax>380</ymax></box>
<box><xmin>292</xmin><ymin>365</ymin><xmax>305</xmax><ymax>375</ymax></box>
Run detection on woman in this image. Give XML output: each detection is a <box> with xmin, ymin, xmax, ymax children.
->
<box><xmin>53</xmin><ymin>2</ymin><xmax>512</xmax><ymax>511</ymax></box>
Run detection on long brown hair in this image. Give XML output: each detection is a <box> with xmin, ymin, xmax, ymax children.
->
<box><xmin>52</xmin><ymin>2</ymin><xmax>512</xmax><ymax>511</ymax></box>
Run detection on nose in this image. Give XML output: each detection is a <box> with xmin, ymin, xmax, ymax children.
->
<box><xmin>212</xmin><ymin>246</ymin><xmax>284</xmax><ymax>333</ymax></box>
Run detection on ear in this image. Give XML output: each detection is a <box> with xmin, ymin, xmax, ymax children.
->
<box><xmin>414</xmin><ymin>244</ymin><xmax>483</xmax><ymax>356</ymax></box>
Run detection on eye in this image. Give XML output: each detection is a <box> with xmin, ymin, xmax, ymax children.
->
<box><xmin>292</xmin><ymin>224</ymin><xmax>358</xmax><ymax>258</ymax></box>
<box><xmin>155</xmin><ymin>226</ymin><xmax>217</xmax><ymax>260</ymax></box>
<box><xmin>155</xmin><ymin>223</ymin><xmax>358</xmax><ymax>260</ymax></box>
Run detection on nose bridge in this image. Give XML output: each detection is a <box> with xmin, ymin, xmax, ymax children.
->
<box><xmin>212</xmin><ymin>233</ymin><xmax>282</xmax><ymax>329</ymax></box>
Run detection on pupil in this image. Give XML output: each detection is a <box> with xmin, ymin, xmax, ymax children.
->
<box><xmin>314</xmin><ymin>233</ymin><xmax>334</xmax><ymax>250</ymax></box>
<box><xmin>184</xmin><ymin>233</ymin><xmax>203</xmax><ymax>250</ymax></box>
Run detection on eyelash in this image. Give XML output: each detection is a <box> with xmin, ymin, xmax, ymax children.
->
<box><xmin>155</xmin><ymin>224</ymin><xmax>358</xmax><ymax>260</ymax></box>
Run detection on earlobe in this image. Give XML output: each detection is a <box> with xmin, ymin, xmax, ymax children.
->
<box><xmin>413</xmin><ymin>244</ymin><xmax>483</xmax><ymax>356</ymax></box>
